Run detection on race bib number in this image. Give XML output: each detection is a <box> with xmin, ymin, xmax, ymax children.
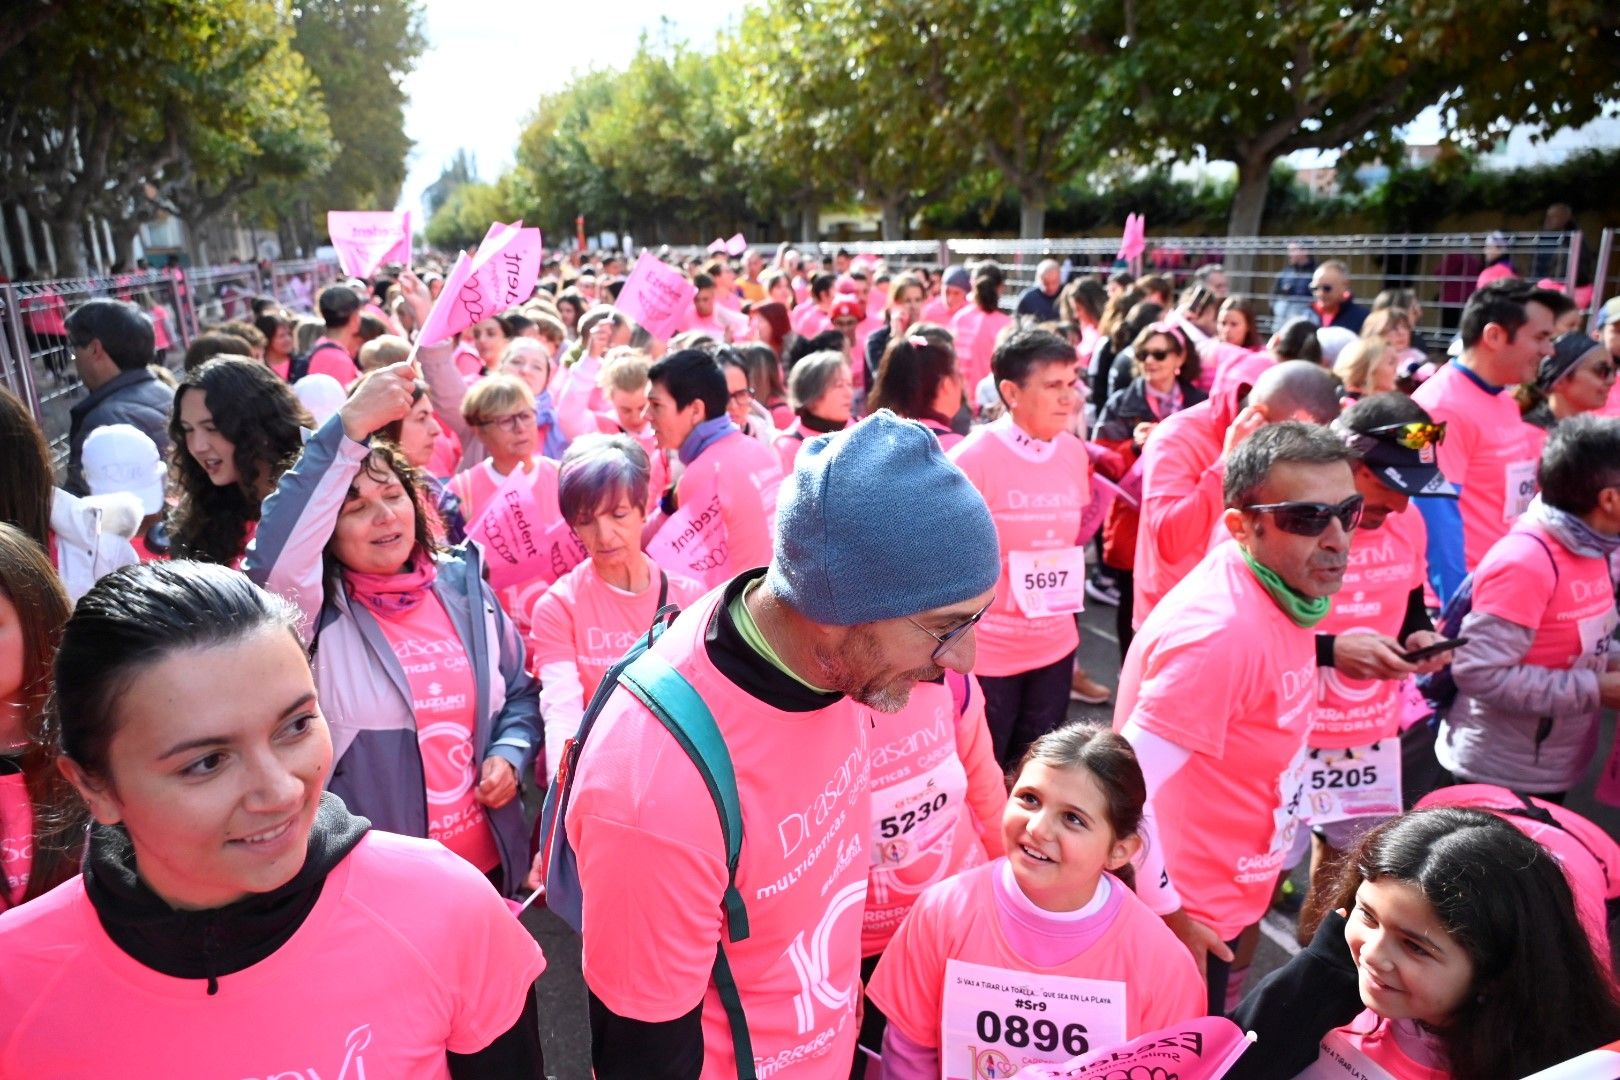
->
<box><xmin>1503</xmin><ymin>459</ymin><xmax>1537</xmax><ymax>523</ymax></box>
<box><xmin>1578</xmin><ymin>607</ymin><xmax>1618</xmax><ymax>664</ymax></box>
<box><xmin>1303</xmin><ymin>740</ymin><xmax>1403</xmax><ymax>825</ymax></box>
<box><xmin>941</xmin><ymin>959</ymin><xmax>1126</xmax><ymax>1080</ymax></box>
<box><xmin>1267</xmin><ymin>743</ymin><xmax>1311</xmax><ymax>860</ymax></box>
<box><xmin>1294</xmin><ymin>1028</ymin><xmax>1402</xmax><ymax>1080</ymax></box>
<box><xmin>871</xmin><ymin>754</ymin><xmax>969</xmax><ymax>869</ymax></box>
<box><xmin>1008</xmin><ymin>548</ymin><xmax>1086</xmax><ymax>618</ymax></box>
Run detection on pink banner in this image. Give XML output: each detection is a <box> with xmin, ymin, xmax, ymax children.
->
<box><xmin>615</xmin><ymin>251</ymin><xmax>697</xmax><ymax>341</ymax></box>
<box><xmin>1116</xmin><ymin>213</ymin><xmax>1147</xmax><ymax>263</ymax></box>
<box><xmin>707</xmin><ymin>232</ymin><xmax>747</xmax><ymax>256</ymax></box>
<box><xmin>1013</xmin><ymin>1016</ymin><xmax>1254</xmax><ymax>1080</ymax></box>
<box><xmin>327</xmin><ymin>211</ymin><xmax>412</xmax><ymax>278</ymax></box>
<box><xmin>416</xmin><ymin>221</ymin><xmax>543</xmax><ymax>347</ymax></box>
<box><xmin>465</xmin><ymin>466</ymin><xmax>559</xmax><ymax>590</ymax></box>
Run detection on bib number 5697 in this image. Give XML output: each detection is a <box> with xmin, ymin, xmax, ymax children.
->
<box><xmin>1022</xmin><ymin>569</ymin><xmax>1069</xmax><ymax>590</ymax></box>
<box><xmin>975</xmin><ymin>1011</ymin><xmax>1088</xmax><ymax>1056</ymax></box>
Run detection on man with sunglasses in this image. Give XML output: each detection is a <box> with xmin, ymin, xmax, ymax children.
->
<box><xmin>1295</xmin><ymin>394</ymin><xmax>1457</xmax><ymax>938</ymax></box>
<box><xmin>1115</xmin><ymin>422</ymin><xmax>1356</xmax><ymax>1013</ymax></box>
<box><xmin>1308</xmin><ymin>260</ymin><xmax>1368</xmax><ymax>334</ymax></box>
<box><xmin>1413</xmin><ymin>280</ymin><xmax>1568</xmax><ymax>602</ymax></box>
<box><xmin>567</xmin><ymin>411</ymin><xmax>999</xmax><ymax>1079</ymax></box>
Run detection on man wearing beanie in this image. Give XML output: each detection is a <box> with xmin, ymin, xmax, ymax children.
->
<box><xmin>567</xmin><ymin>411</ymin><xmax>998</xmax><ymax>1079</ymax></box>
<box><xmin>919</xmin><ymin>264</ymin><xmax>971</xmax><ymax>326</ymax></box>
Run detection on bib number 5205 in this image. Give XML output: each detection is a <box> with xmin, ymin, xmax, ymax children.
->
<box><xmin>1311</xmin><ymin>764</ymin><xmax>1378</xmax><ymax>790</ymax></box>
<box><xmin>975</xmin><ymin>1011</ymin><xmax>1089</xmax><ymax>1056</ymax></box>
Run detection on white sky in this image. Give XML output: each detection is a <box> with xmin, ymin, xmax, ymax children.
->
<box><xmin>397</xmin><ymin>3</ymin><xmax>1619</xmax><ymax>218</ymax></box>
<box><xmin>396</xmin><ymin>0</ymin><xmax>748</xmax><ymax>216</ymax></box>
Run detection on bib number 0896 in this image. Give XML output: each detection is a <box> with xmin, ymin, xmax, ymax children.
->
<box><xmin>877</xmin><ymin>791</ymin><xmax>947</xmax><ymax>839</ymax></box>
<box><xmin>975</xmin><ymin>1010</ymin><xmax>1088</xmax><ymax>1056</ymax></box>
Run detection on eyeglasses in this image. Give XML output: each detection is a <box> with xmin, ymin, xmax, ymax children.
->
<box><xmin>1244</xmin><ymin>495</ymin><xmax>1365</xmax><ymax>537</ymax></box>
<box><xmin>907</xmin><ymin>598</ymin><xmax>993</xmax><ymax>664</ymax></box>
<box><xmin>1139</xmin><ymin>348</ymin><xmax>1179</xmax><ymax>361</ymax></box>
<box><xmin>477</xmin><ymin>410</ymin><xmax>535</xmax><ymax>433</ymax></box>
<box><xmin>1366</xmin><ymin>421</ymin><xmax>1446</xmax><ymax>450</ymax></box>
<box><xmin>728</xmin><ymin>387</ymin><xmax>754</xmax><ymax>404</ymax></box>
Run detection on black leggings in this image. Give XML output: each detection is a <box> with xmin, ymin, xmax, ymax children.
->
<box><xmin>979</xmin><ymin>650</ymin><xmax>1078</xmax><ymax>770</ymax></box>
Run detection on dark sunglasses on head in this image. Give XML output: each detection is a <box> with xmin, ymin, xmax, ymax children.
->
<box><xmin>1139</xmin><ymin>347</ymin><xmax>1179</xmax><ymax>361</ymax></box>
<box><xmin>1311</xmin><ymin>284</ymin><xmax>1338</xmax><ymax>293</ymax></box>
<box><xmin>1244</xmin><ymin>494</ymin><xmax>1365</xmax><ymax>537</ymax></box>
<box><xmin>1366</xmin><ymin>420</ymin><xmax>1445</xmax><ymax>450</ymax></box>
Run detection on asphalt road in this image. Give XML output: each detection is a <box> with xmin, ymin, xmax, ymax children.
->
<box><xmin>517</xmin><ymin>592</ymin><xmax>1620</xmax><ymax>1078</ymax></box>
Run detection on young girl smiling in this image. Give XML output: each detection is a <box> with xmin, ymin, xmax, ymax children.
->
<box><xmin>867</xmin><ymin>722</ymin><xmax>1203</xmax><ymax>1079</ymax></box>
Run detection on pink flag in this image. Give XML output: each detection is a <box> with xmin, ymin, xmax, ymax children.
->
<box><xmin>1013</xmin><ymin>1016</ymin><xmax>1254</xmax><ymax>1080</ymax></box>
<box><xmin>616</xmin><ymin>251</ymin><xmax>698</xmax><ymax>341</ymax></box>
<box><xmin>707</xmin><ymin>232</ymin><xmax>747</xmax><ymax>257</ymax></box>
<box><xmin>1117</xmin><ymin>213</ymin><xmax>1147</xmax><ymax>263</ymax></box>
<box><xmin>416</xmin><ymin>222</ymin><xmax>543</xmax><ymax>347</ymax></box>
<box><xmin>646</xmin><ymin>493</ymin><xmax>729</xmax><ymax>581</ymax></box>
<box><xmin>462</xmin><ymin>464</ymin><xmax>586</xmax><ymax>591</ymax></box>
<box><xmin>327</xmin><ymin>211</ymin><xmax>412</xmax><ymax>278</ymax></box>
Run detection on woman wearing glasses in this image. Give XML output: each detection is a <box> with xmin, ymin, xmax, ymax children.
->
<box><xmin>246</xmin><ymin>364</ymin><xmax>542</xmax><ymax>893</ymax></box>
<box><xmin>949</xmin><ymin>330</ymin><xmax>1096</xmax><ymax>770</ymax></box>
<box><xmin>1093</xmin><ymin>323</ymin><xmax>1208</xmax><ymax>653</ymax></box>
<box><xmin>1518</xmin><ymin>332</ymin><xmax>1618</xmax><ymax>458</ymax></box>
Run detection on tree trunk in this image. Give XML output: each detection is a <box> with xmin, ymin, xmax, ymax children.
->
<box><xmin>799</xmin><ymin>198</ymin><xmax>819</xmax><ymax>244</ymax></box>
<box><xmin>879</xmin><ymin>197</ymin><xmax>904</xmax><ymax>241</ymax></box>
<box><xmin>47</xmin><ymin>217</ymin><xmax>85</xmax><ymax>277</ymax></box>
<box><xmin>113</xmin><ymin>223</ymin><xmax>139</xmax><ymax>271</ymax></box>
<box><xmin>1018</xmin><ymin>190</ymin><xmax>1046</xmax><ymax>240</ymax></box>
<box><xmin>1225</xmin><ymin>154</ymin><xmax>1273</xmax><ymax>292</ymax></box>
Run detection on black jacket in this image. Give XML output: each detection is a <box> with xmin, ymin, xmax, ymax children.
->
<box><xmin>66</xmin><ymin>367</ymin><xmax>174</xmax><ymax>493</ymax></box>
<box><xmin>1226</xmin><ymin>911</ymin><xmax>1362</xmax><ymax>1080</ymax></box>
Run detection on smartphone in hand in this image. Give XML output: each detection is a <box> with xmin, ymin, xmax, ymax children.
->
<box><xmin>1401</xmin><ymin>637</ymin><xmax>1469</xmax><ymax>664</ymax></box>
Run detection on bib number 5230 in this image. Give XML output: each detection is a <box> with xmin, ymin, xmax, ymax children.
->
<box><xmin>877</xmin><ymin>791</ymin><xmax>947</xmax><ymax>839</ymax></box>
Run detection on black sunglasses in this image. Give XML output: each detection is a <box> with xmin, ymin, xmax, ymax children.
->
<box><xmin>1244</xmin><ymin>494</ymin><xmax>1365</xmax><ymax>537</ymax></box>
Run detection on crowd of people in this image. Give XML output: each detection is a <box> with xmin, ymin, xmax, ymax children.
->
<box><xmin>1</xmin><ymin>236</ymin><xmax>1619</xmax><ymax>1080</ymax></box>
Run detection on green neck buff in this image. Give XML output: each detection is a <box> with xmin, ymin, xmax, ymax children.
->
<box><xmin>729</xmin><ymin>579</ymin><xmax>834</xmax><ymax>694</ymax></box>
<box><xmin>1240</xmin><ymin>547</ymin><xmax>1331</xmax><ymax>628</ymax></box>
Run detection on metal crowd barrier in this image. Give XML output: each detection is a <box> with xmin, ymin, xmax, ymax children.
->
<box><xmin>0</xmin><ymin>257</ymin><xmax>345</xmax><ymax>463</ymax></box>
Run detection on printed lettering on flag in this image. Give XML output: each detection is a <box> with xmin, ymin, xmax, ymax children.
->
<box><xmin>1012</xmin><ymin>1015</ymin><xmax>1254</xmax><ymax>1080</ymax></box>
<box><xmin>328</xmin><ymin>211</ymin><xmax>413</xmax><ymax>278</ymax></box>
<box><xmin>646</xmin><ymin>494</ymin><xmax>729</xmax><ymax>580</ymax></box>
<box><xmin>465</xmin><ymin>465</ymin><xmax>561</xmax><ymax>590</ymax></box>
<box><xmin>416</xmin><ymin>221</ymin><xmax>543</xmax><ymax>346</ymax></box>
<box><xmin>616</xmin><ymin>251</ymin><xmax>698</xmax><ymax>341</ymax></box>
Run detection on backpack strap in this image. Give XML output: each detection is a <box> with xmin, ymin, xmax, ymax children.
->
<box><xmin>617</xmin><ymin>650</ymin><xmax>756</xmax><ymax>1076</ymax></box>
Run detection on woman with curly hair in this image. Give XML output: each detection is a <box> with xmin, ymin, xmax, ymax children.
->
<box><xmin>168</xmin><ymin>357</ymin><xmax>311</xmax><ymax>566</ymax></box>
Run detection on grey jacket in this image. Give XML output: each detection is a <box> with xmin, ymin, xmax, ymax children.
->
<box><xmin>1436</xmin><ymin>538</ymin><xmax>1614</xmax><ymax>794</ymax></box>
<box><xmin>66</xmin><ymin>367</ymin><xmax>175</xmax><ymax>494</ymax></box>
<box><xmin>245</xmin><ymin>414</ymin><xmax>541</xmax><ymax>892</ymax></box>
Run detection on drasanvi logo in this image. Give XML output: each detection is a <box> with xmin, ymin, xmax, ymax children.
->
<box><xmin>242</xmin><ymin>1023</ymin><xmax>372</xmax><ymax>1080</ymax></box>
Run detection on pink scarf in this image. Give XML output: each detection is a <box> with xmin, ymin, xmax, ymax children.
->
<box><xmin>342</xmin><ymin>548</ymin><xmax>438</xmax><ymax>618</ymax></box>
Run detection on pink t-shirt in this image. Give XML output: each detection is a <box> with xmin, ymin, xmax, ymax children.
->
<box><xmin>920</xmin><ymin>418</ymin><xmax>964</xmax><ymax>452</ymax></box>
<box><xmin>1412</xmin><ymin>362</ymin><xmax>1539</xmax><ymax>573</ymax></box>
<box><xmin>372</xmin><ymin>594</ymin><xmax>501</xmax><ymax>872</ymax></box>
<box><xmin>0</xmin><ymin>773</ymin><xmax>31</xmax><ymax>908</ymax></box>
<box><xmin>528</xmin><ymin>556</ymin><xmax>707</xmax><ymax>703</ymax></box>
<box><xmin>1471</xmin><ymin>521</ymin><xmax>1617</xmax><ymax>669</ymax></box>
<box><xmin>1309</xmin><ymin>1012</ymin><xmax>1447</xmax><ymax>1080</ymax></box>
<box><xmin>1131</xmin><ymin>400</ymin><xmax>1226</xmax><ymax>628</ymax></box>
<box><xmin>652</xmin><ymin>431</ymin><xmax>783</xmax><ymax>589</ymax></box>
<box><xmin>0</xmin><ymin>831</ymin><xmax>544</xmax><ymax>1078</ymax></box>
<box><xmin>306</xmin><ymin>337</ymin><xmax>361</xmax><ymax>387</ymax></box>
<box><xmin>448</xmin><ymin>456</ymin><xmax>578</xmax><ymax>633</ymax></box>
<box><xmin>919</xmin><ymin>296</ymin><xmax>964</xmax><ymax>327</ymax></box>
<box><xmin>565</xmin><ymin>587</ymin><xmax>871</xmax><ymax>1078</ymax></box>
<box><xmin>864</xmin><ymin>676</ymin><xmax>1005</xmax><ymax>957</ymax></box>
<box><xmin>1602</xmin><ymin>378</ymin><xmax>1620</xmax><ymax>418</ymax></box>
<box><xmin>949</xmin><ymin>419</ymin><xmax>1092</xmax><ymax>677</ymax></box>
<box><xmin>1312</xmin><ymin>508</ymin><xmax>1429</xmax><ymax>749</ymax></box>
<box><xmin>1115</xmin><ymin>541</ymin><xmax>1318</xmax><ymax>939</ymax></box>
<box><xmin>791</xmin><ymin>299</ymin><xmax>830</xmax><ymax>338</ymax></box>
<box><xmin>950</xmin><ymin>306</ymin><xmax>1012</xmax><ymax>397</ymax></box>
<box><xmin>868</xmin><ymin>861</ymin><xmax>1204</xmax><ymax>1071</ymax></box>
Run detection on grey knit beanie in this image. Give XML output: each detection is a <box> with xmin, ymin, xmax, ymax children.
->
<box><xmin>766</xmin><ymin>410</ymin><xmax>999</xmax><ymax>626</ymax></box>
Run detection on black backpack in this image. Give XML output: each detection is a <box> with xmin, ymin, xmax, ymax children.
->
<box><xmin>286</xmin><ymin>340</ymin><xmax>347</xmax><ymax>382</ymax></box>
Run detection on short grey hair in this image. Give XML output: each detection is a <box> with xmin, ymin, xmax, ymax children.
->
<box><xmin>1223</xmin><ymin>421</ymin><xmax>1352</xmax><ymax>509</ymax></box>
<box><xmin>788</xmin><ymin>350</ymin><xmax>849</xmax><ymax>412</ymax></box>
<box><xmin>558</xmin><ymin>434</ymin><xmax>651</xmax><ymax>525</ymax></box>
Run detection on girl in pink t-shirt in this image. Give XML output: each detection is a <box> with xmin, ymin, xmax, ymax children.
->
<box><xmin>867</xmin><ymin>723</ymin><xmax>1204</xmax><ymax>1080</ymax></box>
<box><xmin>866</xmin><ymin>329</ymin><xmax>968</xmax><ymax>451</ymax></box>
<box><xmin>0</xmin><ymin>561</ymin><xmax>546</xmax><ymax>1077</ymax></box>
<box><xmin>950</xmin><ymin>263</ymin><xmax>1013</xmax><ymax>403</ymax></box>
<box><xmin>1274</xmin><ymin>808</ymin><xmax>1620</xmax><ymax>1080</ymax></box>
<box><xmin>0</xmin><ymin>527</ymin><xmax>73</xmax><ymax>912</ymax></box>
<box><xmin>949</xmin><ymin>331</ymin><xmax>1093</xmax><ymax>769</ymax></box>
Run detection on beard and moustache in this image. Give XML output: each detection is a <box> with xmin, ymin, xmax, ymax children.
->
<box><xmin>814</xmin><ymin>624</ymin><xmax>941</xmax><ymax>714</ymax></box>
